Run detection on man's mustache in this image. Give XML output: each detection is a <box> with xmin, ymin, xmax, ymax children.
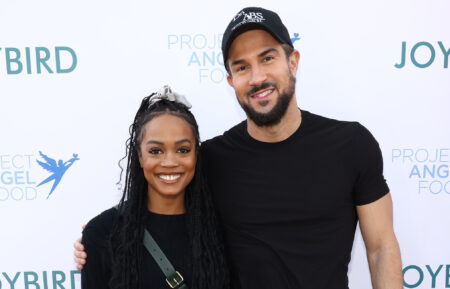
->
<box><xmin>246</xmin><ymin>82</ymin><xmax>278</xmax><ymax>97</ymax></box>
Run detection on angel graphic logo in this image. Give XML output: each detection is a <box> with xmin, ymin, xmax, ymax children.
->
<box><xmin>36</xmin><ymin>151</ymin><xmax>79</xmax><ymax>199</ymax></box>
<box><xmin>291</xmin><ymin>33</ymin><xmax>300</xmax><ymax>44</ymax></box>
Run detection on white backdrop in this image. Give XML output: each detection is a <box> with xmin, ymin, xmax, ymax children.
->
<box><xmin>1</xmin><ymin>1</ymin><xmax>449</xmax><ymax>288</ymax></box>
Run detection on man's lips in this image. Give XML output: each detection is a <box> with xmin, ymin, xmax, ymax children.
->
<box><xmin>251</xmin><ymin>88</ymin><xmax>274</xmax><ymax>100</ymax></box>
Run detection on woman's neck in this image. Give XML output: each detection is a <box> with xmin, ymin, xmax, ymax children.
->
<box><xmin>147</xmin><ymin>192</ymin><xmax>186</xmax><ymax>215</ymax></box>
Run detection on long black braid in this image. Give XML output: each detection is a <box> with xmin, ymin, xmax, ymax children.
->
<box><xmin>109</xmin><ymin>95</ymin><xmax>229</xmax><ymax>289</ymax></box>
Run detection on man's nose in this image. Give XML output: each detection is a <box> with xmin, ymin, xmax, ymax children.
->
<box><xmin>249</xmin><ymin>65</ymin><xmax>267</xmax><ymax>86</ymax></box>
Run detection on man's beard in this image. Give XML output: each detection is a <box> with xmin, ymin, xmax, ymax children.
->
<box><xmin>238</xmin><ymin>73</ymin><xmax>296</xmax><ymax>127</ymax></box>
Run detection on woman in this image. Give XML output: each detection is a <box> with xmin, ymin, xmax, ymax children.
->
<box><xmin>81</xmin><ymin>86</ymin><xmax>229</xmax><ymax>289</ymax></box>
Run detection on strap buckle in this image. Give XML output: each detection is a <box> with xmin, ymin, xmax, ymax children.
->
<box><xmin>166</xmin><ymin>271</ymin><xmax>184</xmax><ymax>289</ymax></box>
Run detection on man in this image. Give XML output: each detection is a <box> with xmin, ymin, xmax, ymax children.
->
<box><xmin>75</xmin><ymin>7</ymin><xmax>402</xmax><ymax>289</ymax></box>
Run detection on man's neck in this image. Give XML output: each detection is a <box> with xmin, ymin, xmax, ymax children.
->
<box><xmin>247</xmin><ymin>98</ymin><xmax>302</xmax><ymax>143</ymax></box>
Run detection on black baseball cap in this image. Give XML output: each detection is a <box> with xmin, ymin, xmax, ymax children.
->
<box><xmin>222</xmin><ymin>7</ymin><xmax>293</xmax><ymax>67</ymax></box>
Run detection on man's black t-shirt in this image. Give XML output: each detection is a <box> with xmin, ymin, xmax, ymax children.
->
<box><xmin>201</xmin><ymin>110</ymin><xmax>389</xmax><ymax>289</ymax></box>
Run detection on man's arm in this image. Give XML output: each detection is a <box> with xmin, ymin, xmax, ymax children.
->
<box><xmin>357</xmin><ymin>193</ymin><xmax>403</xmax><ymax>289</ymax></box>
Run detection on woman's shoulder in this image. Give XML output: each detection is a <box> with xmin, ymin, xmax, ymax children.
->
<box><xmin>82</xmin><ymin>206</ymin><xmax>118</xmax><ymax>245</ymax></box>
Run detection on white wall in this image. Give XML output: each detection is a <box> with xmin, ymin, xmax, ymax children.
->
<box><xmin>1</xmin><ymin>1</ymin><xmax>449</xmax><ymax>288</ymax></box>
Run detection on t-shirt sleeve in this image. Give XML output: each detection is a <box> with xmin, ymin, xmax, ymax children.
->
<box><xmin>81</xmin><ymin>209</ymin><xmax>115</xmax><ymax>289</ymax></box>
<box><xmin>352</xmin><ymin>123</ymin><xmax>390</xmax><ymax>205</ymax></box>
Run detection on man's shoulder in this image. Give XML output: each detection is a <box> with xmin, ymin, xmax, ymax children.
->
<box><xmin>304</xmin><ymin>110</ymin><xmax>358</xmax><ymax>128</ymax></box>
<box><xmin>200</xmin><ymin>111</ymin><xmax>375</xmax><ymax>152</ymax></box>
<box><xmin>202</xmin><ymin>120</ymin><xmax>247</xmax><ymax>150</ymax></box>
<box><xmin>302</xmin><ymin>110</ymin><xmax>365</xmax><ymax>138</ymax></box>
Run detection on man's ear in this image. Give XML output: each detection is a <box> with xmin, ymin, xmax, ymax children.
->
<box><xmin>289</xmin><ymin>49</ymin><xmax>300</xmax><ymax>75</ymax></box>
<box><xmin>227</xmin><ymin>73</ymin><xmax>234</xmax><ymax>88</ymax></box>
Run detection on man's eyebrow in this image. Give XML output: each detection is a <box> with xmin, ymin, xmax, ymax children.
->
<box><xmin>258</xmin><ymin>48</ymin><xmax>279</xmax><ymax>57</ymax></box>
<box><xmin>230</xmin><ymin>59</ymin><xmax>245</xmax><ymax>68</ymax></box>
<box><xmin>230</xmin><ymin>48</ymin><xmax>280</xmax><ymax>67</ymax></box>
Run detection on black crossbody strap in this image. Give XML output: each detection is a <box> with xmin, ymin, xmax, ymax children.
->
<box><xmin>143</xmin><ymin>229</ymin><xmax>188</xmax><ymax>289</ymax></box>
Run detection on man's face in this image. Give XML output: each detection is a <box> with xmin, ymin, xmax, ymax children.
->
<box><xmin>226</xmin><ymin>29</ymin><xmax>299</xmax><ymax>127</ymax></box>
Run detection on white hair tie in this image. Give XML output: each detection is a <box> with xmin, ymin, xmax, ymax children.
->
<box><xmin>148</xmin><ymin>85</ymin><xmax>192</xmax><ymax>109</ymax></box>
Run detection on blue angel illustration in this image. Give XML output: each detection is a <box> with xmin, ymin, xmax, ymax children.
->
<box><xmin>36</xmin><ymin>151</ymin><xmax>80</xmax><ymax>199</ymax></box>
<box><xmin>291</xmin><ymin>33</ymin><xmax>300</xmax><ymax>44</ymax></box>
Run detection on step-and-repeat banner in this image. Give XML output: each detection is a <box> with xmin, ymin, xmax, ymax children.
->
<box><xmin>1</xmin><ymin>1</ymin><xmax>449</xmax><ymax>288</ymax></box>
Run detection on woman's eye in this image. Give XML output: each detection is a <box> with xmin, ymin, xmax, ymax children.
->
<box><xmin>149</xmin><ymin>148</ymin><xmax>162</xmax><ymax>155</ymax></box>
<box><xmin>178</xmin><ymin>148</ymin><xmax>191</xmax><ymax>154</ymax></box>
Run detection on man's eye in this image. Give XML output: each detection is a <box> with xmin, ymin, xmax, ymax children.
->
<box><xmin>236</xmin><ymin>65</ymin><xmax>246</xmax><ymax>72</ymax></box>
<box><xmin>149</xmin><ymin>148</ymin><xmax>162</xmax><ymax>155</ymax></box>
<box><xmin>178</xmin><ymin>148</ymin><xmax>191</xmax><ymax>154</ymax></box>
<box><xmin>263</xmin><ymin>56</ymin><xmax>274</xmax><ymax>62</ymax></box>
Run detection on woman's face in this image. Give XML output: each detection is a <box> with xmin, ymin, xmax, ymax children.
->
<box><xmin>138</xmin><ymin>114</ymin><xmax>197</xmax><ymax>200</ymax></box>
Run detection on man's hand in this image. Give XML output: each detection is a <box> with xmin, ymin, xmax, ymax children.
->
<box><xmin>73</xmin><ymin>225</ymin><xmax>87</xmax><ymax>270</ymax></box>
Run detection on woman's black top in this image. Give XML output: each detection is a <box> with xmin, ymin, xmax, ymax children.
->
<box><xmin>81</xmin><ymin>207</ymin><xmax>192</xmax><ymax>289</ymax></box>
